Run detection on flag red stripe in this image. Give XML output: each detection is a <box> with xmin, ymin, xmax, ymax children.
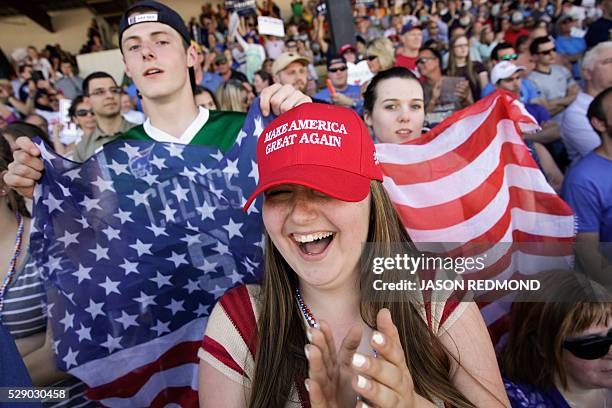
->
<box><xmin>392</xmin><ymin>158</ymin><xmax>568</xmax><ymax>231</ymax></box>
<box><xmin>201</xmin><ymin>336</ymin><xmax>247</xmax><ymax>377</ymax></box>
<box><xmin>404</xmin><ymin>90</ymin><xmax>534</xmax><ymax>146</ymax></box>
<box><xmin>150</xmin><ymin>386</ymin><xmax>198</xmax><ymax>408</ymax></box>
<box><xmin>382</xmin><ymin>118</ymin><xmax>535</xmax><ymax>186</ymax></box>
<box><xmin>86</xmin><ymin>340</ymin><xmax>200</xmax><ymax>400</ymax></box>
<box><xmin>219</xmin><ymin>285</ymin><xmax>258</xmax><ymax>357</ymax></box>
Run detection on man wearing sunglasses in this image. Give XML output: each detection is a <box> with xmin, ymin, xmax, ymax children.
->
<box><xmin>313</xmin><ymin>56</ymin><xmax>363</xmax><ymax>113</ymax></box>
<box><xmin>71</xmin><ymin>71</ymin><xmax>136</xmax><ymax>162</ymax></box>
<box><xmin>528</xmin><ymin>36</ymin><xmax>579</xmax><ymax>117</ymax></box>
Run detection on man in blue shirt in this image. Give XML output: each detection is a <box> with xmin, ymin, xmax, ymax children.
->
<box><xmin>314</xmin><ymin>55</ymin><xmax>363</xmax><ymax>114</ymax></box>
<box><xmin>555</xmin><ymin>15</ymin><xmax>587</xmax><ymax>80</ymax></box>
<box><xmin>562</xmin><ymin>87</ymin><xmax>612</xmax><ymax>282</ymax></box>
<box><xmin>481</xmin><ymin>42</ymin><xmax>540</xmax><ymax>104</ymax></box>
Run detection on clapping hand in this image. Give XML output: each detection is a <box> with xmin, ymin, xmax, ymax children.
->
<box><xmin>305</xmin><ymin>321</ymin><xmax>362</xmax><ymax>408</ymax></box>
<box><xmin>350</xmin><ymin>309</ymin><xmax>426</xmax><ymax>407</ymax></box>
<box><xmin>306</xmin><ymin>309</ymin><xmax>431</xmax><ymax>407</ymax></box>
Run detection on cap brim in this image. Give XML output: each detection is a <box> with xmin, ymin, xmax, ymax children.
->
<box><xmin>243</xmin><ymin>164</ymin><xmax>372</xmax><ymax>211</ymax></box>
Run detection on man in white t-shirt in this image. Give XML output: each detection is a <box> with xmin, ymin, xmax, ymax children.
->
<box><xmin>561</xmin><ymin>41</ymin><xmax>612</xmax><ymax>164</ymax></box>
<box><xmin>527</xmin><ymin>36</ymin><xmax>579</xmax><ymax>117</ymax></box>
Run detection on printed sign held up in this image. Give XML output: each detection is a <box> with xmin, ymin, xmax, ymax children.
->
<box><xmin>257</xmin><ymin>16</ymin><xmax>285</xmax><ymax>38</ymax></box>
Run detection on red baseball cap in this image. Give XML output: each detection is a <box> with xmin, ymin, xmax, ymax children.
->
<box><xmin>243</xmin><ymin>103</ymin><xmax>383</xmax><ymax>211</ymax></box>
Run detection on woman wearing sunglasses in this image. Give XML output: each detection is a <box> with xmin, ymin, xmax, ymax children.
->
<box><xmin>68</xmin><ymin>95</ymin><xmax>97</xmax><ymax>139</ymax></box>
<box><xmin>502</xmin><ymin>270</ymin><xmax>612</xmax><ymax>407</ymax></box>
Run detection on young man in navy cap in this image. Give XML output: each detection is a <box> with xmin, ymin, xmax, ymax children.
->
<box><xmin>4</xmin><ymin>0</ymin><xmax>311</xmax><ymax>198</ymax></box>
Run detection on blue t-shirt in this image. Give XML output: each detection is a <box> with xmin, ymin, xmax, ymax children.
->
<box><xmin>126</xmin><ymin>83</ymin><xmax>143</xmax><ymax>113</ymax></box>
<box><xmin>200</xmin><ymin>72</ymin><xmax>224</xmax><ymax>94</ymax></box>
<box><xmin>314</xmin><ymin>84</ymin><xmax>364</xmax><ymax>115</ymax></box>
<box><xmin>555</xmin><ymin>36</ymin><xmax>586</xmax><ymax>79</ymax></box>
<box><xmin>481</xmin><ymin>79</ymin><xmax>539</xmax><ymax>104</ymax></box>
<box><xmin>525</xmin><ymin>103</ymin><xmax>550</xmax><ymax>125</ymax></box>
<box><xmin>562</xmin><ymin>151</ymin><xmax>612</xmax><ymax>242</ymax></box>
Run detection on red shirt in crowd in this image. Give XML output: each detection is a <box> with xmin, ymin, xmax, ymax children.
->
<box><xmin>504</xmin><ymin>28</ymin><xmax>530</xmax><ymax>48</ymax></box>
<box><xmin>395</xmin><ymin>54</ymin><xmax>418</xmax><ymax>71</ymax></box>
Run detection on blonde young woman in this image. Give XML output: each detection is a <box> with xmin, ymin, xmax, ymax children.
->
<box><xmin>216</xmin><ymin>79</ymin><xmax>253</xmax><ymax>112</ymax></box>
<box><xmin>365</xmin><ymin>38</ymin><xmax>395</xmax><ymax>74</ymax></box>
<box><xmin>198</xmin><ymin>103</ymin><xmax>509</xmax><ymax>407</ymax></box>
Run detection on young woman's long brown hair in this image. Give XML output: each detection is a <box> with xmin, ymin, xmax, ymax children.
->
<box><xmin>248</xmin><ymin>181</ymin><xmax>477</xmax><ymax>408</ymax></box>
<box><xmin>446</xmin><ymin>35</ymin><xmax>478</xmax><ymax>88</ymax></box>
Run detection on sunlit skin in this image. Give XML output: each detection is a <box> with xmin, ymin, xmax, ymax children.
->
<box><xmin>262</xmin><ymin>184</ymin><xmax>370</xmax><ymax>291</ymax></box>
<box><xmin>195</xmin><ymin>92</ymin><xmax>216</xmax><ymax>110</ymax></box>
<box><xmin>364</xmin><ymin>77</ymin><xmax>425</xmax><ymax>143</ymax></box>
<box><xmin>253</xmin><ymin>73</ymin><xmax>269</xmax><ymax>94</ymax></box>
<box><xmin>327</xmin><ymin>62</ymin><xmax>348</xmax><ymax>90</ymax></box>
<box><xmin>452</xmin><ymin>36</ymin><xmax>470</xmax><ymax>63</ymax></box>
<box><xmin>366</xmin><ymin>55</ymin><xmax>382</xmax><ymax>73</ymax></box>
<box><xmin>275</xmin><ymin>61</ymin><xmax>308</xmax><ymax>93</ymax></box>
<box><xmin>401</xmin><ymin>29</ymin><xmax>423</xmax><ymax>53</ymax></box>
<box><xmin>72</xmin><ymin>100</ymin><xmax>97</xmax><ymax>133</ymax></box>
<box><xmin>560</xmin><ymin>322</ymin><xmax>612</xmax><ymax>399</ymax></box>
<box><xmin>86</xmin><ymin>77</ymin><xmax>120</xmax><ymax>118</ymax></box>
<box><xmin>121</xmin><ymin>22</ymin><xmax>197</xmax><ymax>103</ymax></box>
<box><xmin>496</xmin><ymin>72</ymin><xmax>521</xmax><ymax>95</ymax></box>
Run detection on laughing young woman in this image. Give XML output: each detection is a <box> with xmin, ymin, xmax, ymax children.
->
<box><xmin>198</xmin><ymin>103</ymin><xmax>509</xmax><ymax>407</ymax></box>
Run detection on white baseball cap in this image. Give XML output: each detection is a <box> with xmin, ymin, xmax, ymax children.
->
<box><xmin>491</xmin><ymin>61</ymin><xmax>526</xmax><ymax>85</ymax></box>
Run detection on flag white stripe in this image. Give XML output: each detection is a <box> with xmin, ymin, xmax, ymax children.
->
<box><xmin>70</xmin><ymin>317</ymin><xmax>207</xmax><ymax>386</ymax></box>
<box><xmin>98</xmin><ymin>363</ymin><xmax>199</xmax><ymax>408</ymax></box>
<box><xmin>376</xmin><ymin>99</ymin><xmax>499</xmax><ymax>164</ymax></box>
<box><xmin>398</xmin><ymin>168</ymin><xmax>574</xmax><ymax>241</ymax></box>
<box><xmin>381</xmin><ymin>124</ymin><xmax>542</xmax><ymax>208</ymax></box>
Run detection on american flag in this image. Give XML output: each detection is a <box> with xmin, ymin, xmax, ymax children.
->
<box><xmin>375</xmin><ymin>90</ymin><xmax>575</xmax><ymax>346</ymax></box>
<box><xmin>29</xmin><ymin>104</ymin><xmax>272</xmax><ymax>407</ymax></box>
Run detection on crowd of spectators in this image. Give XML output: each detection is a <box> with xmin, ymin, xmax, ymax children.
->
<box><xmin>1</xmin><ymin>0</ymin><xmax>612</xmax><ymax>406</ymax></box>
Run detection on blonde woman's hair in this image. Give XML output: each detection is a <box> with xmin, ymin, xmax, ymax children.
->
<box><xmin>216</xmin><ymin>79</ymin><xmax>246</xmax><ymax>112</ymax></box>
<box><xmin>366</xmin><ymin>38</ymin><xmax>395</xmax><ymax>71</ymax></box>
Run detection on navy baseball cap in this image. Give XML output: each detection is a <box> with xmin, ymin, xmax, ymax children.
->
<box><xmin>118</xmin><ymin>1</ymin><xmax>191</xmax><ymax>52</ymax></box>
<box><xmin>326</xmin><ymin>55</ymin><xmax>347</xmax><ymax>68</ymax></box>
<box><xmin>400</xmin><ymin>21</ymin><xmax>421</xmax><ymax>35</ymax></box>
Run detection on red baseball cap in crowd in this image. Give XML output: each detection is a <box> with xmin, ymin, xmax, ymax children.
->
<box><xmin>243</xmin><ymin>103</ymin><xmax>383</xmax><ymax>211</ymax></box>
<box><xmin>339</xmin><ymin>44</ymin><xmax>357</xmax><ymax>55</ymax></box>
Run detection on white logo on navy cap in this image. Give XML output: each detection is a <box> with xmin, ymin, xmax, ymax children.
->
<box><xmin>128</xmin><ymin>13</ymin><xmax>159</xmax><ymax>25</ymax></box>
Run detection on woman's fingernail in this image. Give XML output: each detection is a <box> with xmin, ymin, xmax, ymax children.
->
<box><xmin>304</xmin><ymin>345</ymin><xmax>310</xmax><ymax>359</ymax></box>
<box><xmin>356</xmin><ymin>375</ymin><xmax>370</xmax><ymax>390</ymax></box>
<box><xmin>372</xmin><ymin>331</ymin><xmax>385</xmax><ymax>346</ymax></box>
<box><xmin>304</xmin><ymin>380</ymin><xmax>310</xmax><ymax>392</ymax></box>
<box><xmin>306</xmin><ymin>328</ymin><xmax>313</xmax><ymax>342</ymax></box>
<box><xmin>352</xmin><ymin>353</ymin><xmax>367</xmax><ymax>368</ymax></box>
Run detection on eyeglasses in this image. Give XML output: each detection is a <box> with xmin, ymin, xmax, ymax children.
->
<box><xmin>539</xmin><ymin>47</ymin><xmax>556</xmax><ymax>55</ymax></box>
<box><xmin>75</xmin><ymin>109</ymin><xmax>94</xmax><ymax>117</ymax></box>
<box><xmin>366</xmin><ymin>55</ymin><xmax>378</xmax><ymax>61</ymax></box>
<box><xmin>453</xmin><ymin>43</ymin><xmax>469</xmax><ymax>49</ymax></box>
<box><xmin>564</xmin><ymin>329</ymin><xmax>612</xmax><ymax>360</ymax></box>
<box><xmin>89</xmin><ymin>87</ymin><xmax>121</xmax><ymax>97</ymax></box>
<box><xmin>214</xmin><ymin>60</ymin><xmax>227</xmax><ymax>66</ymax></box>
<box><xmin>500</xmin><ymin>53</ymin><xmax>518</xmax><ymax>61</ymax></box>
<box><xmin>417</xmin><ymin>57</ymin><xmax>434</xmax><ymax>64</ymax></box>
<box><xmin>328</xmin><ymin>66</ymin><xmax>347</xmax><ymax>73</ymax></box>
